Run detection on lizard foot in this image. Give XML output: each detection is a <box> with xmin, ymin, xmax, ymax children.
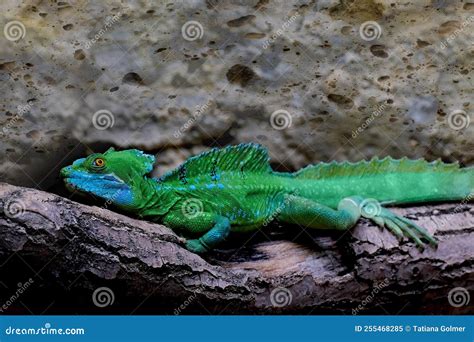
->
<box><xmin>185</xmin><ymin>239</ymin><xmax>209</xmax><ymax>254</ymax></box>
<box><xmin>355</xmin><ymin>197</ymin><xmax>438</xmax><ymax>248</ymax></box>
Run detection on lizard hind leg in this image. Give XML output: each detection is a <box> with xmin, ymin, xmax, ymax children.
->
<box><xmin>339</xmin><ymin>197</ymin><xmax>438</xmax><ymax>248</ymax></box>
<box><xmin>277</xmin><ymin>195</ymin><xmax>437</xmax><ymax>248</ymax></box>
<box><xmin>277</xmin><ymin>195</ymin><xmax>361</xmax><ymax>231</ymax></box>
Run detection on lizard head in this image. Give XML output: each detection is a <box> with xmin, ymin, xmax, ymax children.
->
<box><xmin>60</xmin><ymin>147</ymin><xmax>155</xmax><ymax>209</ymax></box>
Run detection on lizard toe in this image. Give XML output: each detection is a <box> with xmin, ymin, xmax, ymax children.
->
<box><xmin>370</xmin><ymin>207</ymin><xmax>436</xmax><ymax>248</ymax></box>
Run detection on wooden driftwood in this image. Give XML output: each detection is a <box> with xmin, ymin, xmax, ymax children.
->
<box><xmin>0</xmin><ymin>183</ymin><xmax>473</xmax><ymax>314</ymax></box>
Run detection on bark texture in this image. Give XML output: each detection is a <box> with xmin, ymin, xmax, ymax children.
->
<box><xmin>0</xmin><ymin>183</ymin><xmax>473</xmax><ymax>314</ymax></box>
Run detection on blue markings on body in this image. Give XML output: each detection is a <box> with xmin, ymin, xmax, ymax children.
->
<box><xmin>205</xmin><ymin>183</ymin><xmax>224</xmax><ymax>189</ymax></box>
<box><xmin>156</xmin><ymin>181</ymin><xmax>224</xmax><ymax>192</ymax></box>
<box><xmin>211</xmin><ymin>173</ymin><xmax>221</xmax><ymax>181</ymax></box>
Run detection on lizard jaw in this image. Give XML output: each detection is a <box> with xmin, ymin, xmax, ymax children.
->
<box><xmin>60</xmin><ymin>167</ymin><xmax>133</xmax><ymax>206</ymax></box>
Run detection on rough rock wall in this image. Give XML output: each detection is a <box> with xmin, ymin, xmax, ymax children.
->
<box><xmin>1</xmin><ymin>0</ymin><xmax>472</xmax><ymax>189</ymax></box>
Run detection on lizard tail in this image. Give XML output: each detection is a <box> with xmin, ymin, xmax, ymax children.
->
<box><xmin>293</xmin><ymin>157</ymin><xmax>474</xmax><ymax>206</ymax></box>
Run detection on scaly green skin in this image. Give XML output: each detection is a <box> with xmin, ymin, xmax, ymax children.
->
<box><xmin>60</xmin><ymin>143</ymin><xmax>474</xmax><ymax>253</ymax></box>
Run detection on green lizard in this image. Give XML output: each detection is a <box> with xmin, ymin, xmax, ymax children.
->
<box><xmin>60</xmin><ymin>143</ymin><xmax>473</xmax><ymax>253</ymax></box>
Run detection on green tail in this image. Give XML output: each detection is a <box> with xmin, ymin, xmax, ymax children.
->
<box><xmin>294</xmin><ymin>157</ymin><xmax>474</xmax><ymax>206</ymax></box>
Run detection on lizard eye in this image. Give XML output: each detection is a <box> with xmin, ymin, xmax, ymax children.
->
<box><xmin>93</xmin><ymin>158</ymin><xmax>105</xmax><ymax>168</ymax></box>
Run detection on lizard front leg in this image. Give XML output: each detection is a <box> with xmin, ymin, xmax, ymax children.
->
<box><xmin>163</xmin><ymin>212</ymin><xmax>230</xmax><ymax>253</ymax></box>
<box><xmin>187</xmin><ymin>216</ymin><xmax>230</xmax><ymax>253</ymax></box>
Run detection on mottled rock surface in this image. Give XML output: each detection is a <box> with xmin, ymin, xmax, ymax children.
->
<box><xmin>0</xmin><ymin>0</ymin><xmax>472</xmax><ymax>189</ymax></box>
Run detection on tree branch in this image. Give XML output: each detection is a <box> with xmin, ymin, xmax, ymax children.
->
<box><xmin>0</xmin><ymin>183</ymin><xmax>473</xmax><ymax>314</ymax></box>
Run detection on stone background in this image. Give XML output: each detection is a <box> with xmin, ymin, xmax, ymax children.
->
<box><xmin>0</xmin><ymin>0</ymin><xmax>472</xmax><ymax>190</ymax></box>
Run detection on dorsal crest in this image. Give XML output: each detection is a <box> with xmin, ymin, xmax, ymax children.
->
<box><xmin>295</xmin><ymin>157</ymin><xmax>461</xmax><ymax>179</ymax></box>
<box><xmin>159</xmin><ymin>143</ymin><xmax>271</xmax><ymax>183</ymax></box>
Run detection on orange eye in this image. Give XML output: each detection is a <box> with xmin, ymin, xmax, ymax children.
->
<box><xmin>94</xmin><ymin>158</ymin><xmax>105</xmax><ymax>167</ymax></box>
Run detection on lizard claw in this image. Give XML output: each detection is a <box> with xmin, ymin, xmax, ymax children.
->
<box><xmin>349</xmin><ymin>196</ymin><xmax>437</xmax><ymax>248</ymax></box>
<box><xmin>375</xmin><ymin>208</ymin><xmax>438</xmax><ymax>248</ymax></box>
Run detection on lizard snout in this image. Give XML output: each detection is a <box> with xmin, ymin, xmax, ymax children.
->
<box><xmin>60</xmin><ymin>166</ymin><xmax>73</xmax><ymax>178</ymax></box>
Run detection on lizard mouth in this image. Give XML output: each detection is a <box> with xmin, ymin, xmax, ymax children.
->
<box><xmin>60</xmin><ymin>167</ymin><xmax>127</xmax><ymax>195</ymax></box>
<box><xmin>61</xmin><ymin>166</ymin><xmax>121</xmax><ymax>182</ymax></box>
